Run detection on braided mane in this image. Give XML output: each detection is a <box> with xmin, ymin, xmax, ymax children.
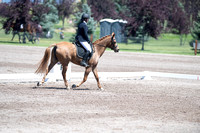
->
<box><xmin>93</xmin><ymin>35</ymin><xmax>110</xmax><ymax>44</ymax></box>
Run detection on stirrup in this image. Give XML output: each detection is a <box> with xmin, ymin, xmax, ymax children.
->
<box><xmin>80</xmin><ymin>61</ymin><xmax>89</xmax><ymax>67</ymax></box>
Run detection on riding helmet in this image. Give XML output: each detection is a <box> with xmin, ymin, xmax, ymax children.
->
<box><xmin>81</xmin><ymin>13</ymin><xmax>90</xmax><ymax>20</ymax></box>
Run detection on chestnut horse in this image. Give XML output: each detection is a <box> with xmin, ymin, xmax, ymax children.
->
<box><xmin>35</xmin><ymin>32</ymin><xmax>119</xmax><ymax>90</ymax></box>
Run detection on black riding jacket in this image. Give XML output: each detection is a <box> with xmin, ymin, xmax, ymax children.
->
<box><xmin>76</xmin><ymin>21</ymin><xmax>89</xmax><ymax>42</ymax></box>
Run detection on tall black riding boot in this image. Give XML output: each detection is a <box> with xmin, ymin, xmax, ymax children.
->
<box><xmin>80</xmin><ymin>51</ymin><xmax>90</xmax><ymax>67</ymax></box>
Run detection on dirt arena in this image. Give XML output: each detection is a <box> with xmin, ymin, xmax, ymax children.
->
<box><xmin>0</xmin><ymin>44</ymin><xmax>200</xmax><ymax>132</ymax></box>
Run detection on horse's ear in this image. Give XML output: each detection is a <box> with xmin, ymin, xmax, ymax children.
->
<box><xmin>112</xmin><ymin>32</ymin><xmax>115</xmax><ymax>37</ymax></box>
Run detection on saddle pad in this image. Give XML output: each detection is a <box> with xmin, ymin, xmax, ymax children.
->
<box><xmin>74</xmin><ymin>42</ymin><xmax>94</xmax><ymax>60</ymax></box>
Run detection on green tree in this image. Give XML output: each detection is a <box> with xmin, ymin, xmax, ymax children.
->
<box><xmin>40</xmin><ymin>0</ymin><xmax>59</xmax><ymax>35</ymax></box>
<box><xmin>192</xmin><ymin>12</ymin><xmax>200</xmax><ymax>41</ymax></box>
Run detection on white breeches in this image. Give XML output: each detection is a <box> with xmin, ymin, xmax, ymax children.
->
<box><xmin>80</xmin><ymin>41</ymin><xmax>92</xmax><ymax>53</ymax></box>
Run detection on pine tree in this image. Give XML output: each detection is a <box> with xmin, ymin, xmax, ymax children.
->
<box><xmin>192</xmin><ymin>12</ymin><xmax>200</xmax><ymax>41</ymax></box>
<box><xmin>40</xmin><ymin>0</ymin><xmax>59</xmax><ymax>36</ymax></box>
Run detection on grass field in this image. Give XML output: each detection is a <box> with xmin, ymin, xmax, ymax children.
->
<box><xmin>119</xmin><ymin>34</ymin><xmax>195</xmax><ymax>55</ymax></box>
<box><xmin>0</xmin><ymin>20</ymin><xmax>197</xmax><ymax>56</ymax></box>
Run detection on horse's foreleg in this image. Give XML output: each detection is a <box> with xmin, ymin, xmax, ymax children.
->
<box><xmin>75</xmin><ymin>67</ymin><xmax>92</xmax><ymax>88</ymax></box>
<box><xmin>62</xmin><ymin>65</ymin><xmax>70</xmax><ymax>90</ymax></box>
<box><xmin>92</xmin><ymin>66</ymin><xmax>104</xmax><ymax>91</ymax></box>
<box><xmin>11</xmin><ymin>33</ymin><xmax>15</xmax><ymax>41</ymax></box>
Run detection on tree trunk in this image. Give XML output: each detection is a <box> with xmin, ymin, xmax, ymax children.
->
<box><xmin>141</xmin><ymin>35</ymin><xmax>145</xmax><ymax>50</ymax></box>
<box><xmin>180</xmin><ymin>34</ymin><xmax>183</xmax><ymax>46</ymax></box>
<box><xmin>182</xmin><ymin>34</ymin><xmax>187</xmax><ymax>46</ymax></box>
<box><xmin>180</xmin><ymin>34</ymin><xmax>188</xmax><ymax>46</ymax></box>
<box><xmin>62</xmin><ymin>17</ymin><xmax>65</xmax><ymax>29</ymax></box>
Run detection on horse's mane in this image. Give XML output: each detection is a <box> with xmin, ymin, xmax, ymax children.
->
<box><xmin>93</xmin><ymin>35</ymin><xmax>110</xmax><ymax>44</ymax></box>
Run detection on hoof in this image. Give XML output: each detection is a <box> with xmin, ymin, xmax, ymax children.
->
<box><xmin>33</xmin><ymin>86</ymin><xmax>37</xmax><ymax>89</ymax></box>
<box><xmin>66</xmin><ymin>86</ymin><xmax>70</xmax><ymax>90</ymax></box>
<box><xmin>98</xmin><ymin>87</ymin><xmax>104</xmax><ymax>91</ymax></box>
<box><xmin>37</xmin><ymin>82</ymin><xmax>41</xmax><ymax>86</ymax></box>
<box><xmin>72</xmin><ymin>84</ymin><xmax>77</xmax><ymax>89</ymax></box>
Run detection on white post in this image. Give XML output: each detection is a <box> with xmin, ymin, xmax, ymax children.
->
<box><xmin>46</xmin><ymin>63</ymin><xmax>61</xmax><ymax>82</ymax></box>
<box><xmin>45</xmin><ymin>62</ymin><xmax>71</xmax><ymax>82</ymax></box>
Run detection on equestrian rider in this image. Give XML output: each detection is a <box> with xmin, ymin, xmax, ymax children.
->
<box><xmin>76</xmin><ymin>13</ymin><xmax>92</xmax><ymax>67</ymax></box>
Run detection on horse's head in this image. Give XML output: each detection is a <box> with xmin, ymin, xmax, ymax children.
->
<box><xmin>109</xmin><ymin>32</ymin><xmax>119</xmax><ymax>53</ymax></box>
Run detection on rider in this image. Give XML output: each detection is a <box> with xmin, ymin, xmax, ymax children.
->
<box><xmin>75</xmin><ymin>13</ymin><xmax>91</xmax><ymax>67</ymax></box>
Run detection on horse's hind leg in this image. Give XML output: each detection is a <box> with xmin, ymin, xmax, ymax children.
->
<box><xmin>62</xmin><ymin>64</ymin><xmax>70</xmax><ymax>90</ymax></box>
<box><xmin>37</xmin><ymin>57</ymin><xmax>58</xmax><ymax>86</ymax></box>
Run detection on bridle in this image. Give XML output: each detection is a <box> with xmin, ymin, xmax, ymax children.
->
<box><xmin>111</xmin><ymin>35</ymin><xmax>118</xmax><ymax>50</ymax></box>
<box><xmin>96</xmin><ymin>35</ymin><xmax>118</xmax><ymax>50</ymax></box>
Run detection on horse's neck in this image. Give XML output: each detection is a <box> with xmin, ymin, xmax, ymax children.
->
<box><xmin>94</xmin><ymin>37</ymin><xmax>110</xmax><ymax>57</ymax></box>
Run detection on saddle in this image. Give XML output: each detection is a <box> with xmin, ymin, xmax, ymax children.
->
<box><xmin>74</xmin><ymin>41</ymin><xmax>94</xmax><ymax>60</ymax></box>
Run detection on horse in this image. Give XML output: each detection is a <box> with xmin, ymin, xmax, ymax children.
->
<box><xmin>7</xmin><ymin>22</ymin><xmax>37</xmax><ymax>44</ymax></box>
<box><xmin>35</xmin><ymin>32</ymin><xmax>119</xmax><ymax>90</ymax></box>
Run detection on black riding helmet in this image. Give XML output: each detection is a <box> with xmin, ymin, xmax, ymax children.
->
<box><xmin>81</xmin><ymin>13</ymin><xmax>90</xmax><ymax>21</ymax></box>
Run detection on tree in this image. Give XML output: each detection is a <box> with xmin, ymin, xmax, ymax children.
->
<box><xmin>191</xmin><ymin>12</ymin><xmax>200</xmax><ymax>41</ymax></box>
<box><xmin>87</xmin><ymin>0</ymin><xmax>117</xmax><ymax>21</ymax></box>
<box><xmin>180</xmin><ymin>0</ymin><xmax>200</xmax><ymax>27</ymax></box>
<box><xmin>39</xmin><ymin>0</ymin><xmax>59</xmax><ymax>35</ymax></box>
<box><xmin>56</xmin><ymin>0</ymin><xmax>75</xmax><ymax>29</ymax></box>
<box><xmin>114</xmin><ymin>0</ymin><xmax>129</xmax><ymax>15</ymax></box>
<box><xmin>0</xmin><ymin>3</ymin><xmax>9</xmax><ymax>18</ymax></box>
<box><xmin>81</xmin><ymin>0</ymin><xmax>87</xmax><ymax>4</ymax></box>
<box><xmin>0</xmin><ymin>0</ymin><xmax>35</xmax><ymax>32</ymax></box>
<box><xmin>122</xmin><ymin>0</ymin><xmax>169</xmax><ymax>50</ymax></box>
<box><xmin>32</xmin><ymin>3</ymin><xmax>49</xmax><ymax>24</ymax></box>
<box><xmin>167</xmin><ymin>0</ymin><xmax>190</xmax><ymax>46</ymax></box>
<box><xmin>0</xmin><ymin>0</ymin><xmax>49</xmax><ymax>33</ymax></box>
<box><xmin>121</xmin><ymin>0</ymin><xmax>190</xmax><ymax>50</ymax></box>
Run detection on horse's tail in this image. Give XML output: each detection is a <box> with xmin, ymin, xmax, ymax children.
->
<box><xmin>35</xmin><ymin>43</ymin><xmax>57</xmax><ymax>74</ymax></box>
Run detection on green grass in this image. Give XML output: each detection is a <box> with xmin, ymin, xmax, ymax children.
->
<box><xmin>0</xmin><ymin>21</ymin><xmax>197</xmax><ymax>56</ymax></box>
<box><xmin>118</xmin><ymin>34</ymin><xmax>195</xmax><ymax>55</ymax></box>
<box><xmin>0</xmin><ymin>31</ymin><xmax>74</xmax><ymax>47</ymax></box>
